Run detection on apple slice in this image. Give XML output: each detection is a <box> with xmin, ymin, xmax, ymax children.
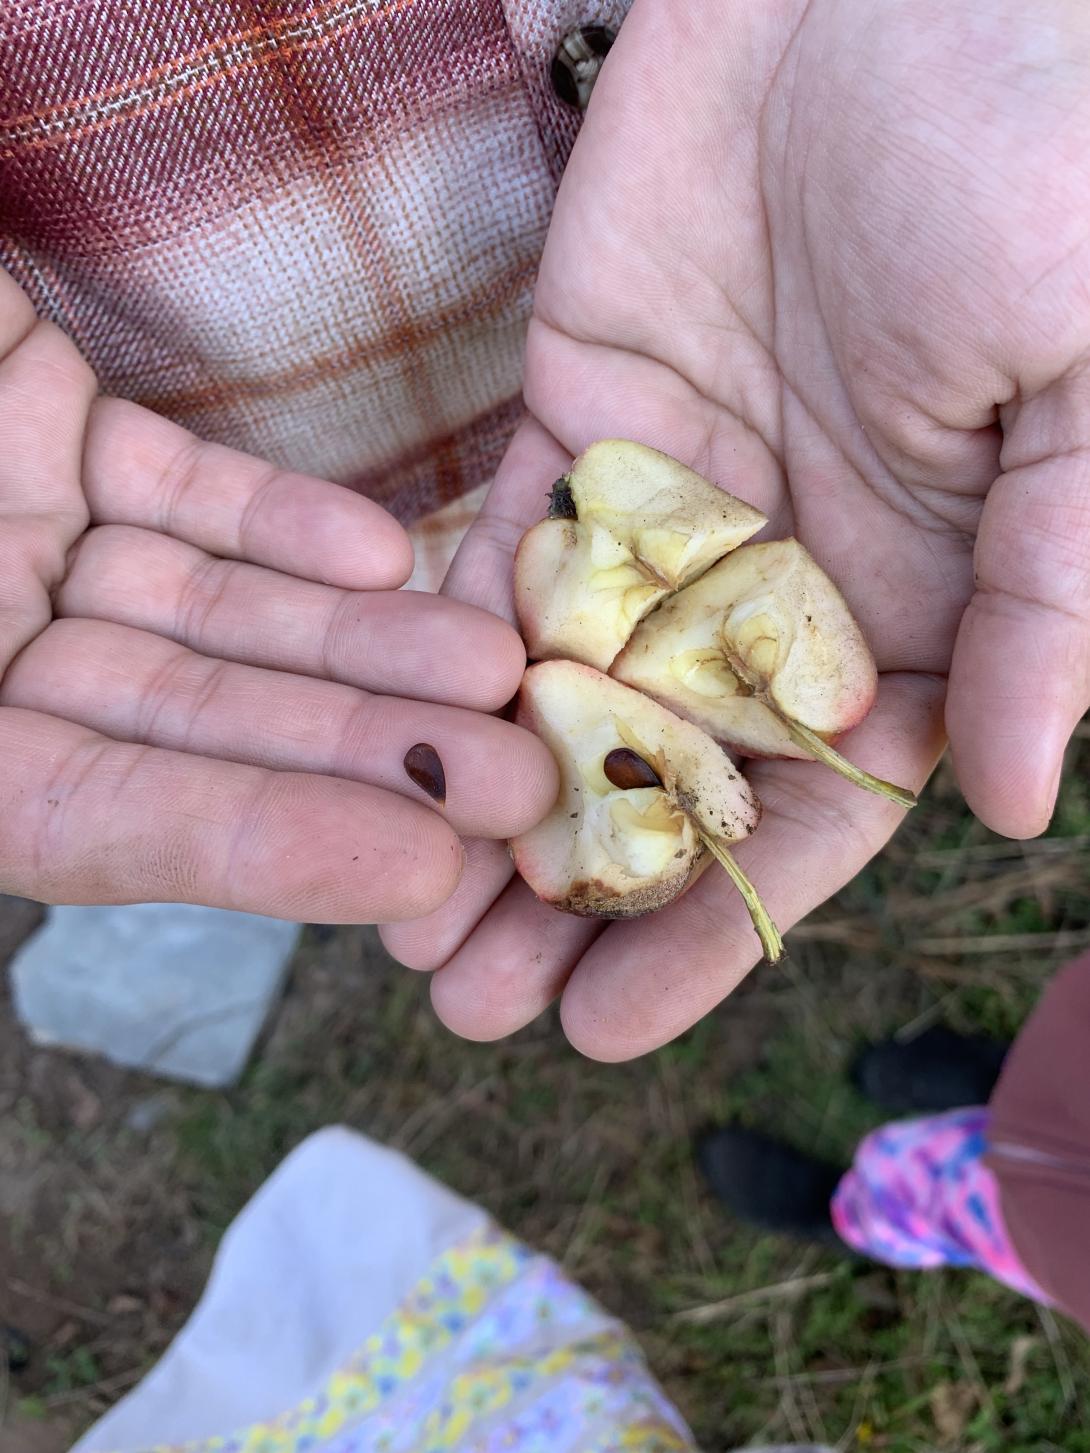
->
<box><xmin>511</xmin><ymin>660</ymin><xmax>782</xmax><ymax>962</ymax></box>
<box><xmin>611</xmin><ymin>539</ymin><xmax>915</xmax><ymax>807</ymax></box>
<box><xmin>514</xmin><ymin>440</ymin><xmax>767</xmax><ymax>671</ymax></box>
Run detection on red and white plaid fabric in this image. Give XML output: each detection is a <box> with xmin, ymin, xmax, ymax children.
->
<box><xmin>0</xmin><ymin>0</ymin><xmax>629</xmax><ymax>591</ymax></box>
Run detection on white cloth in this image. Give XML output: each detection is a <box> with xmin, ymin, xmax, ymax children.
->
<box><xmin>75</xmin><ymin>1128</ymin><xmax>483</xmax><ymax>1451</ymax></box>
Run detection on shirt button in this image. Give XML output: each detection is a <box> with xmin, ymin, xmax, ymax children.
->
<box><xmin>550</xmin><ymin>25</ymin><xmax>616</xmax><ymax>110</ymax></box>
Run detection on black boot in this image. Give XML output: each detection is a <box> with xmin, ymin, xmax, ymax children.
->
<box><xmin>850</xmin><ymin>1026</ymin><xmax>1010</xmax><ymax>1116</ymax></box>
<box><xmin>696</xmin><ymin>1127</ymin><xmax>845</xmax><ymax>1244</ymax></box>
<box><xmin>2</xmin><ymin>1324</ymin><xmax>30</xmax><ymax>1372</ymax></box>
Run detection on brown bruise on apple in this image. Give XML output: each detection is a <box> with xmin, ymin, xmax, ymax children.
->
<box><xmin>510</xmin><ymin>661</ymin><xmax>760</xmax><ymax>920</ymax></box>
<box><xmin>514</xmin><ymin>440</ymin><xmax>767</xmax><ymax>672</ymax></box>
<box><xmin>612</xmin><ymin>540</ymin><xmax>878</xmax><ymax>757</ymax></box>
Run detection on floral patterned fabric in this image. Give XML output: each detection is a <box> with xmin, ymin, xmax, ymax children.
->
<box><xmin>832</xmin><ymin>1107</ymin><xmax>1050</xmax><ymax>1305</ymax></box>
<box><xmin>94</xmin><ymin>1220</ymin><xmax>693</xmax><ymax>1453</ymax></box>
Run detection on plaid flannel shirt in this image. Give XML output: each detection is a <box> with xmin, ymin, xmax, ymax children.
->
<box><xmin>0</xmin><ymin>0</ymin><xmax>629</xmax><ymax>591</ymax></box>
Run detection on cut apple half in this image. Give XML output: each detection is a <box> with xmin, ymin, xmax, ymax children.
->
<box><xmin>514</xmin><ymin>440</ymin><xmax>767</xmax><ymax>672</ymax></box>
<box><xmin>511</xmin><ymin>661</ymin><xmax>783</xmax><ymax>962</ymax></box>
<box><xmin>611</xmin><ymin>540</ymin><xmax>916</xmax><ymax>808</ymax></box>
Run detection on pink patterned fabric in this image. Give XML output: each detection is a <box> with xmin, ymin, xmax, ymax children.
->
<box><xmin>831</xmin><ymin>1108</ymin><xmax>1050</xmax><ymax>1305</ymax></box>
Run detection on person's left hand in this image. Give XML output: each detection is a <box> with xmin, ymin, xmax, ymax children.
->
<box><xmin>0</xmin><ymin>267</ymin><xmax>557</xmax><ymax>922</ymax></box>
<box><xmin>382</xmin><ymin>0</ymin><xmax>1090</xmax><ymax>1058</ymax></box>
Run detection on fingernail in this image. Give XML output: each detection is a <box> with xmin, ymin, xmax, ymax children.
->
<box><xmin>404</xmin><ymin>743</ymin><xmax>446</xmax><ymax>805</ymax></box>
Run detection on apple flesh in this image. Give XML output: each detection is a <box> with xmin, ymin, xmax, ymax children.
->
<box><xmin>506</xmin><ymin>441</ymin><xmax>914</xmax><ymax>966</ymax></box>
<box><xmin>511</xmin><ymin>662</ymin><xmax>783</xmax><ymax>960</ymax></box>
<box><xmin>513</xmin><ymin>662</ymin><xmax>755</xmax><ymax>911</ymax></box>
<box><xmin>611</xmin><ymin>539</ymin><xmax>914</xmax><ymax>807</ymax></box>
<box><xmin>514</xmin><ymin>439</ymin><xmax>766</xmax><ymax>671</ymax></box>
<box><xmin>611</xmin><ymin>538</ymin><xmax>875</xmax><ymax>753</ymax></box>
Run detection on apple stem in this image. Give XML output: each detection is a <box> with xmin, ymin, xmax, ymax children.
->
<box><xmin>548</xmin><ymin>477</ymin><xmax>577</xmax><ymax>520</ymax></box>
<box><xmin>725</xmin><ymin>652</ymin><xmax>917</xmax><ymax>810</ymax></box>
<box><xmin>699</xmin><ymin>832</ymin><xmax>784</xmax><ymax>965</ymax></box>
<box><xmin>779</xmin><ymin>717</ymin><xmax>917</xmax><ymax>810</ymax></box>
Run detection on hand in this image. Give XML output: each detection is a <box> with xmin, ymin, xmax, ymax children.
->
<box><xmin>383</xmin><ymin>0</ymin><xmax>1090</xmax><ymax>1057</ymax></box>
<box><xmin>0</xmin><ymin>270</ymin><xmax>557</xmax><ymax>920</ymax></box>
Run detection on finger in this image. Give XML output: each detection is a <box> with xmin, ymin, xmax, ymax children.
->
<box><xmin>948</xmin><ymin>416</ymin><xmax>1090</xmax><ymax>837</ymax></box>
<box><xmin>2</xmin><ymin>620</ymin><xmax>559</xmax><ymax>841</ymax></box>
<box><xmin>58</xmin><ymin>525</ymin><xmax>526</xmax><ymax>711</ymax></box>
<box><xmin>430</xmin><ymin>876</ymin><xmax>601</xmax><ymax>1041</ymax></box>
<box><xmin>440</xmin><ymin>416</ymin><xmax>571</xmax><ymax>622</ymax></box>
<box><xmin>394</xmin><ymin>415</ymin><xmax>603</xmax><ymax>1004</ymax></box>
<box><xmin>558</xmin><ymin>673</ymin><xmax>946</xmax><ymax>1061</ymax></box>
<box><xmin>83</xmin><ymin>397</ymin><xmax>413</xmax><ymax>589</ymax></box>
<box><xmin>0</xmin><ymin>281</ymin><xmax>92</xmax><ymax>666</ymax></box>
<box><xmin>380</xmin><ymin>839</ymin><xmax>515</xmax><ymax>971</ymax></box>
<box><xmin>0</xmin><ymin>707</ymin><xmax>462</xmax><ymax>921</ymax></box>
<box><xmin>0</xmin><ymin>289</ymin><xmax>92</xmax><ymax>516</ymax></box>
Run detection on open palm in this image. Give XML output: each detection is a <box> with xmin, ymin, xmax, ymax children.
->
<box><xmin>0</xmin><ymin>273</ymin><xmax>557</xmax><ymax>920</ymax></box>
<box><xmin>383</xmin><ymin>0</ymin><xmax>1090</xmax><ymax>1059</ymax></box>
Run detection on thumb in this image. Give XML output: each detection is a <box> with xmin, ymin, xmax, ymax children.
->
<box><xmin>440</xmin><ymin>415</ymin><xmax>570</xmax><ymax>620</ymax></box>
<box><xmin>947</xmin><ymin>378</ymin><xmax>1090</xmax><ymax>838</ymax></box>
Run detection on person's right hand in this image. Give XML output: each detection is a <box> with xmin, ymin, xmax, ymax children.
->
<box><xmin>0</xmin><ymin>270</ymin><xmax>557</xmax><ymax>921</ymax></box>
<box><xmin>384</xmin><ymin>0</ymin><xmax>1090</xmax><ymax>1059</ymax></box>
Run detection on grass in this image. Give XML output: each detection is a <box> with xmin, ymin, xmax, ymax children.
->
<box><xmin>41</xmin><ymin>1347</ymin><xmax>101</xmax><ymax>1399</ymax></box>
<box><xmin>163</xmin><ymin>734</ymin><xmax>1090</xmax><ymax>1452</ymax></box>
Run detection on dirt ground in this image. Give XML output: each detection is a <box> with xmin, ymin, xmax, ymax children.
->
<box><xmin>0</xmin><ymin>742</ymin><xmax>1088</xmax><ymax>1451</ymax></box>
<box><xmin>0</xmin><ymin>896</ymin><xmax>196</xmax><ymax>1452</ymax></box>
<box><xmin>0</xmin><ymin>904</ymin><xmax>780</xmax><ymax>1451</ymax></box>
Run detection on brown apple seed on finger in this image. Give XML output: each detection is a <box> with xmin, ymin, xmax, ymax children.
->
<box><xmin>404</xmin><ymin>743</ymin><xmax>446</xmax><ymax>804</ymax></box>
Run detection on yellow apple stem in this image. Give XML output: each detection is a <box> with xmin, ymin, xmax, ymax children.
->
<box><xmin>725</xmin><ymin>653</ymin><xmax>917</xmax><ymax>811</ymax></box>
<box><xmin>779</xmin><ymin>717</ymin><xmax>917</xmax><ymax>811</ymax></box>
<box><xmin>699</xmin><ymin>832</ymin><xmax>784</xmax><ymax>966</ymax></box>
